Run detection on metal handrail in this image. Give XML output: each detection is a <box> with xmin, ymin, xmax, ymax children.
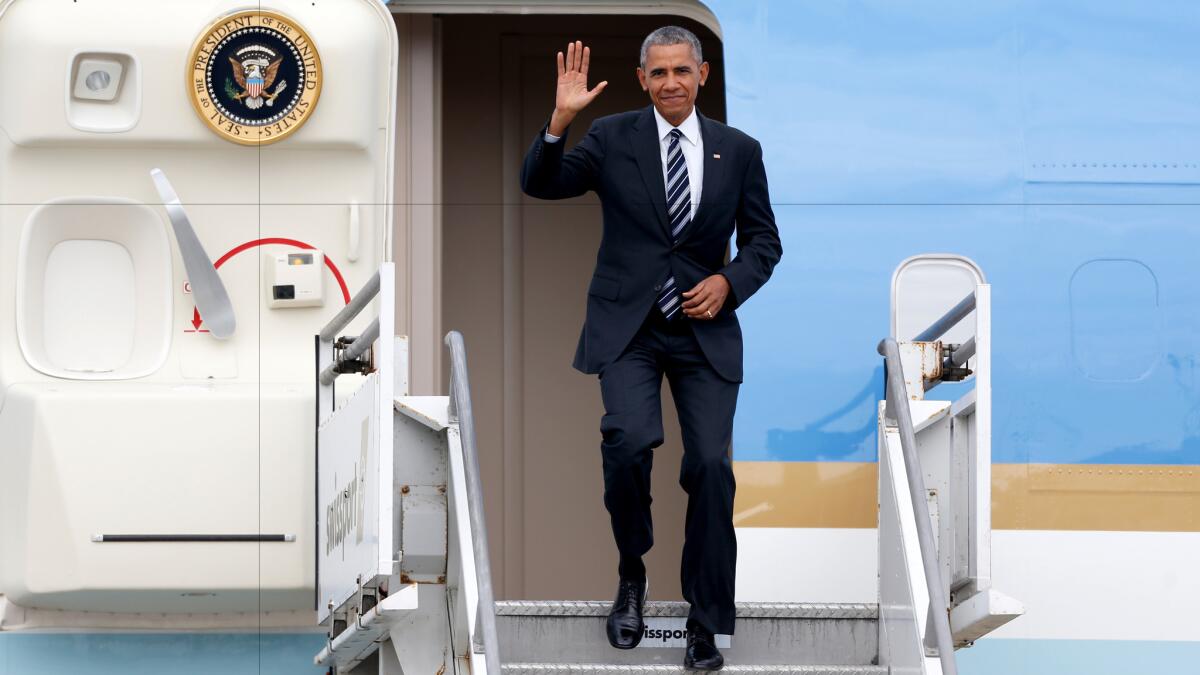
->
<box><xmin>913</xmin><ymin>292</ymin><xmax>975</xmax><ymax>342</ymax></box>
<box><xmin>947</xmin><ymin>336</ymin><xmax>976</xmax><ymax>369</ymax></box>
<box><xmin>444</xmin><ymin>330</ymin><xmax>501</xmax><ymax>675</ymax></box>
<box><xmin>317</xmin><ymin>271</ymin><xmax>383</xmax><ymax>386</ymax></box>
<box><xmin>319</xmin><ymin>270</ymin><xmax>381</xmax><ymax>343</ymax></box>
<box><xmin>878</xmin><ymin>336</ymin><xmax>959</xmax><ymax>675</ymax></box>
<box><xmin>318</xmin><ymin>318</ymin><xmax>381</xmax><ymax>386</ymax></box>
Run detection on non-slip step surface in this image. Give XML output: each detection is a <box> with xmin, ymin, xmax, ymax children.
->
<box><xmin>496</xmin><ymin>602</ymin><xmax>879</xmax><ymax>667</ymax></box>
<box><xmin>496</xmin><ymin>602</ymin><xmax>878</xmax><ymax>619</ymax></box>
<box><xmin>502</xmin><ymin>665</ymin><xmax>889</xmax><ymax>675</ymax></box>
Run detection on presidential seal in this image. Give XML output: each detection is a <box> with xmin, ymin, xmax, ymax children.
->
<box><xmin>188</xmin><ymin>10</ymin><xmax>322</xmax><ymax>145</ymax></box>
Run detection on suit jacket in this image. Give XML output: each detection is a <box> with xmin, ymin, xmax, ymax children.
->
<box><xmin>520</xmin><ymin>104</ymin><xmax>782</xmax><ymax>383</ymax></box>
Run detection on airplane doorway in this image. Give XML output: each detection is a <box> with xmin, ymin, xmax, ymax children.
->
<box><xmin>438</xmin><ymin>13</ymin><xmax>726</xmax><ymax>601</ymax></box>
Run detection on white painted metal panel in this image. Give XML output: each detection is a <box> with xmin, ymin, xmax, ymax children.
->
<box><xmin>376</xmin><ymin>265</ymin><xmax>397</xmax><ymax>586</ymax></box>
<box><xmin>949</xmin><ymin>588</ymin><xmax>1023</xmax><ymax>647</ymax></box>
<box><xmin>317</xmin><ymin>372</ymin><xmax>385</xmax><ymax>623</ymax></box>
<box><xmin>968</xmin><ymin>284</ymin><xmax>992</xmax><ymax>591</ymax></box>
<box><xmin>317</xmin><ymin>264</ymin><xmax>397</xmax><ymax>624</ymax></box>
<box><xmin>916</xmin><ymin>412</ymin><xmax>953</xmax><ymax>607</ymax></box>
<box><xmin>877</xmin><ymin>412</ymin><xmax>929</xmax><ymax>674</ymax></box>
<box><xmin>314</xmin><ymin>581</ymin><xmax>420</xmax><ymax>671</ymax></box>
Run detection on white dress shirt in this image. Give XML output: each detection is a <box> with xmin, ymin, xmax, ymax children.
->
<box><xmin>543</xmin><ymin>106</ymin><xmax>704</xmax><ymax>218</ymax></box>
<box><xmin>652</xmin><ymin>105</ymin><xmax>703</xmax><ymax>219</ymax></box>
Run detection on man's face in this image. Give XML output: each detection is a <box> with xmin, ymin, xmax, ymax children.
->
<box><xmin>637</xmin><ymin>43</ymin><xmax>709</xmax><ymax>124</ymax></box>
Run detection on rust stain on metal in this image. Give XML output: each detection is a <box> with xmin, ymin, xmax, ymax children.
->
<box><xmin>918</xmin><ymin>340</ymin><xmax>944</xmax><ymax>382</ymax></box>
<box><xmin>436</xmin><ymin>663</ymin><xmax>446</xmax><ymax>675</ymax></box>
<box><xmin>401</xmin><ymin>485</ymin><xmax>411</xmax><ymax>494</ymax></box>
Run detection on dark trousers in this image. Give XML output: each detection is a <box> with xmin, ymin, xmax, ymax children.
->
<box><xmin>597</xmin><ymin>304</ymin><xmax>740</xmax><ymax>636</ymax></box>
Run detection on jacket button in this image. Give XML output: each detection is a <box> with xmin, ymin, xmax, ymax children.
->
<box><xmin>653</xmin><ymin>284</ymin><xmax>662</xmax><ymax>291</ymax></box>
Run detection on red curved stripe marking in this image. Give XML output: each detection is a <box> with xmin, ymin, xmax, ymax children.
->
<box><xmin>212</xmin><ymin>237</ymin><xmax>352</xmax><ymax>304</ymax></box>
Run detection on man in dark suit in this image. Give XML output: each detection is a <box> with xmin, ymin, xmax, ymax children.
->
<box><xmin>520</xmin><ymin>26</ymin><xmax>781</xmax><ymax>671</ymax></box>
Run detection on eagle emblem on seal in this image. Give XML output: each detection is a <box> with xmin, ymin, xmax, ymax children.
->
<box><xmin>189</xmin><ymin>9</ymin><xmax>322</xmax><ymax>145</ymax></box>
<box><xmin>226</xmin><ymin>45</ymin><xmax>288</xmax><ymax>110</ymax></box>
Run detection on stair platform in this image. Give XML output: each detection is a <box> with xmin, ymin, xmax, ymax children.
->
<box><xmin>502</xmin><ymin>666</ymin><xmax>888</xmax><ymax>674</ymax></box>
<box><xmin>496</xmin><ymin>601</ymin><xmax>879</xmax><ymax>669</ymax></box>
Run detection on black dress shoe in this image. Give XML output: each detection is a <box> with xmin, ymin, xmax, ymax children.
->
<box><xmin>605</xmin><ymin>577</ymin><xmax>648</xmax><ymax>649</ymax></box>
<box><xmin>684</xmin><ymin>624</ymin><xmax>724</xmax><ymax>671</ymax></box>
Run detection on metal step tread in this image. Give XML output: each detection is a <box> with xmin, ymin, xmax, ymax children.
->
<box><xmin>496</xmin><ymin>601</ymin><xmax>877</xmax><ymax>620</ymax></box>
<box><xmin>502</xmin><ymin>665</ymin><xmax>887</xmax><ymax>674</ymax></box>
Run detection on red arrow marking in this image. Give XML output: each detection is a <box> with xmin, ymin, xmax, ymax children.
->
<box><xmin>190</xmin><ymin>237</ymin><xmax>352</xmax><ymax>330</ymax></box>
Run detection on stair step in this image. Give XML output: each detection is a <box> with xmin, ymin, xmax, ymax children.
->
<box><xmin>495</xmin><ymin>602</ymin><xmax>878</xmax><ymax>667</ymax></box>
<box><xmin>502</xmin><ymin>665</ymin><xmax>888</xmax><ymax>675</ymax></box>
<box><xmin>496</xmin><ymin>601</ymin><xmax>877</xmax><ymax>619</ymax></box>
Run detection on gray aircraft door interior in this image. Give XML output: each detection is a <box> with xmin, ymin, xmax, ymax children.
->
<box><xmin>437</xmin><ymin>11</ymin><xmax>726</xmax><ymax>602</ymax></box>
<box><xmin>0</xmin><ymin>0</ymin><xmax>395</xmax><ymax>667</ymax></box>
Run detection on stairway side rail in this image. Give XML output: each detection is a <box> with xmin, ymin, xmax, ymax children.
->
<box><xmin>913</xmin><ymin>292</ymin><xmax>975</xmax><ymax>343</ymax></box>
<box><xmin>317</xmin><ymin>268</ymin><xmax>383</xmax><ymax>420</ymax></box>
<box><xmin>961</xmin><ymin>285</ymin><xmax>991</xmax><ymax>595</ymax></box>
<box><xmin>879</xmin><ymin>334</ymin><xmax>961</xmax><ymax>675</ymax></box>
<box><xmin>444</xmin><ymin>330</ymin><xmax>501</xmax><ymax>675</ymax></box>
<box><xmin>320</xmin><ymin>271</ymin><xmax>382</xmax><ymax>342</ymax></box>
<box><xmin>314</xmin><ymin>264</ymin><xmax>396</xmax><ymax>628</ymax></box>
<box><xmin>900</xmin><ymin>286</ymin><xmax>993</xmax><ymax>598</ymax></box>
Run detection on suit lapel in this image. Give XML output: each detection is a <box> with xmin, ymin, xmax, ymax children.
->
<box><xmin>631</xmin><ymin>106</ymin><xmax>672</xmax><ymax>239</ymax></box>
<box><xmin>677</xmin><ymin>110</ymin><xmax>725</xmax><ymax>245</ymax></box>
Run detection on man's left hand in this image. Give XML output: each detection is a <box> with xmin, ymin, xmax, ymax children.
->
<box><xmin>681</xmin><ymin>274</ymin><xmax>731</xmax><ymax>320</ymax></box>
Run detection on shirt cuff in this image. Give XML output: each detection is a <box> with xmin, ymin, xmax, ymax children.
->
<box><xmin>544</xmin><ymin>131</ymin><xmax>562</xmax><ymax>143</ymax></box>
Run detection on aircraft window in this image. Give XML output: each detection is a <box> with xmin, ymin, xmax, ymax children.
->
<box><xmin>1069</xmin><ymin>259</ymin><xmax>1161</xmax><ymax>381</ymax></box>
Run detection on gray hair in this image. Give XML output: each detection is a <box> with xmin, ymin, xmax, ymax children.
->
<box><xmin>639</xmin><ymin>26</ymin><xmax>703</xmax><ymax>68</ymax></box>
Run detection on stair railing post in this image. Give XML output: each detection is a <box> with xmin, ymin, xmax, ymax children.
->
<box><xmin>879</xmin><ymin>337</ymin><xmax>959</xmax><ymax>675</ymax></box>
<box><xmin>445</xmin><ymin>330</ymin><xmax>502</xmax><ymax>675</ymax></box>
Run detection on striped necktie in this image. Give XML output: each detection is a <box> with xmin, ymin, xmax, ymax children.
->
<box><xmin>656</xmin><ymin>128</ymin><xmax>691</xmax><ymax>320</ymax></box>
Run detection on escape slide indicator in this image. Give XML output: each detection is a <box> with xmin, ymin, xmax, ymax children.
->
<box><xmin>185</xmin><ymin>238</ymin><xmax>350</xmax><ymax>333</ymax></box>
<box><xmin>187</xmin><ymin>9</ymin><xmax>323</xmax><ymax>145</ymax></box>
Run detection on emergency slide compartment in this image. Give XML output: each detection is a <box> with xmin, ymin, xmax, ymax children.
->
<box><xmin>0</xmin><ymin>0</ymin><xmax>396</xmax><ymax>617</ymax></box>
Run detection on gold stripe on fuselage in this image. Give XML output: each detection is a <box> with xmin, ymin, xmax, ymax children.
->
<box><xmin>733</xmin><ymin>461</ymin><xmax>878</xmax><ymax>529</ymax></box>
<box><xmin>733</xmin><ymin>461</ymin><xmax>1200</xmax><ymax>532</ymax></box>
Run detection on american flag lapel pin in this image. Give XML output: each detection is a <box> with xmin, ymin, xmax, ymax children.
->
<box><xmin>713</xmin><ymin>153</ymin><xmax>721</xmax><ymax>159</ymax></box>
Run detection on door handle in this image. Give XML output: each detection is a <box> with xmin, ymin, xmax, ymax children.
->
<box><xmin>150</xmin><ymin>168</ymin><xmax>236</xmax><ymax>339</ymax></box>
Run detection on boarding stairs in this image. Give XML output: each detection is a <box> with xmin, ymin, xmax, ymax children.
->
<box><xmin>313</xmin><ymin>256</ymin><xmax>1021</xmax><ymax>675</ymax></box>
<box><xmin>493</xmin><ymin>601</ymin><xmax>882</xmax><ymax>674</ymax></box>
